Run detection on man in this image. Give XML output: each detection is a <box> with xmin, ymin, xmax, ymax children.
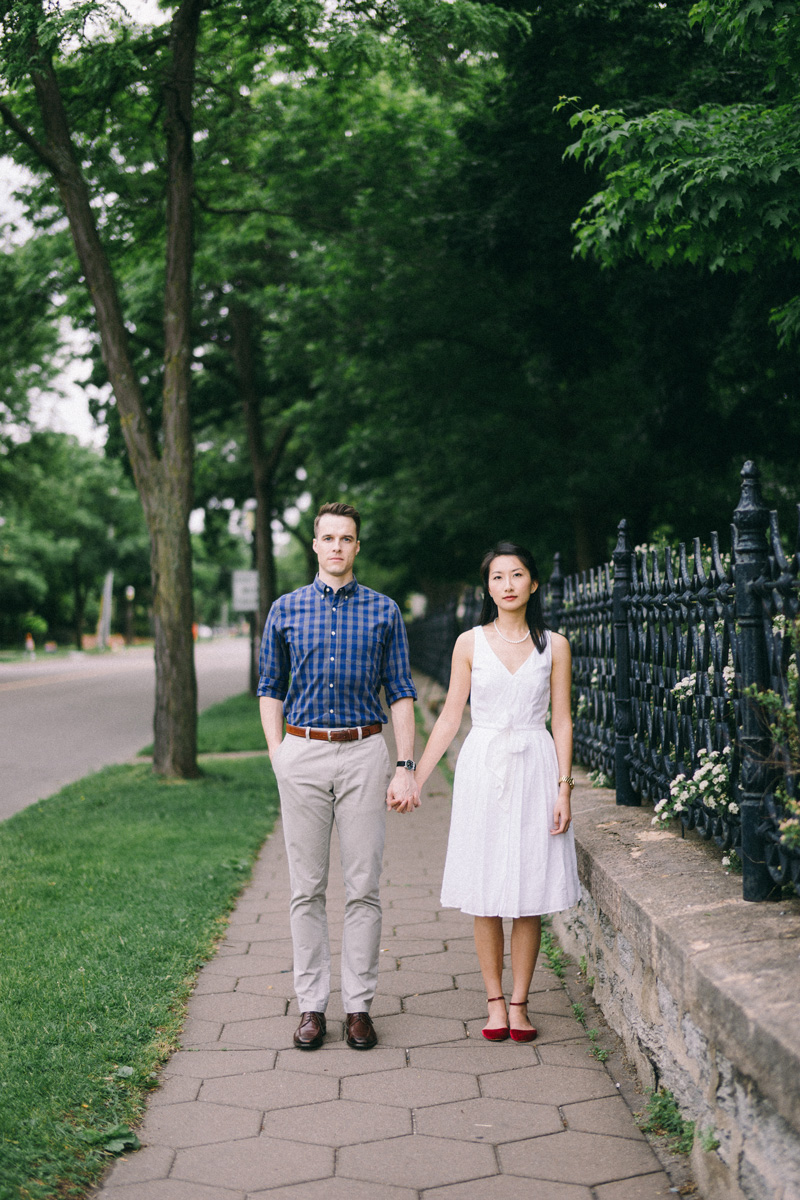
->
<box><xmin>258</xmin><ymin>502</ymin><xmax>419</xmax><ymax>1051</ymax></box>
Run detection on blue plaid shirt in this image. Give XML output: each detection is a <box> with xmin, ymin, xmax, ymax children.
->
<box><xmin>257</xmin><ymin>575</ymin><xmax>416</xmax><ymax>727</ymax></box>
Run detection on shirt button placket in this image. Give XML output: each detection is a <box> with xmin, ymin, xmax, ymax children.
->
<box><xmin>329</xmin><ymin>594</ymin><xmax>336</xmax><ymax>721</ymax></box>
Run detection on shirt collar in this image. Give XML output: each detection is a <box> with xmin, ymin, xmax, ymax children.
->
<box><xmin>313</xmin><ymin>574</ymin><xmax>359</xmax><ymax>600</ymax></box>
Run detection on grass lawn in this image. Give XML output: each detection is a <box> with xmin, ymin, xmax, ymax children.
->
<box><xmin>139</xmin><ymin>691</ymin><xmax>265</xmax><ymax>757</ymax></box>
<box><xmin>196</xmin><ymin>690</ymin><xmax>266</xmax><ymax>753</ymax></box>
<box><xmin>0</xmin><ymin>750</ymin><xmax>278</xmax><ymax>1199</ymax></box>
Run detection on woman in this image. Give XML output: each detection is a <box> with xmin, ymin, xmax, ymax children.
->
<box><xmin>414</xmin><ymin>542</ymin><xmax>580</xmax><ymax>1041</ymax></box>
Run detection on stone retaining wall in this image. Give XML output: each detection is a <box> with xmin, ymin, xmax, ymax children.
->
<box><xmin>413</xmin><ymin>673</ymin><xmax>800</xmax><ymax>1200</ymax></box>
<box><xmin>551</xmin><ymin>780</ymin><xmax>800</xmax><ymax>1200</ymax></box>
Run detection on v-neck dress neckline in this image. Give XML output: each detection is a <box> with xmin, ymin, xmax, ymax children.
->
<box><xmin>478</xmin><ymin>624</ymin><xmax>536</xmax><ymax>677</ymax></box>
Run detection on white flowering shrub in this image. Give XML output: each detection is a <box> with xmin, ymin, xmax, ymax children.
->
<box><xmin>653</xmin><ymin>747</ymin><xmax>735</xmax><ymax>826</ymax></box>
<box><xmin>671</xmin><ymin>662</ymin><xmax>735</xmax><ymax>703</ymax></box>
<box><xmin>708</xmin><ymin>662</ymin><xmax>736</xmax><ymax>690</ymax></box>
<box><xmin>588</xmin><ymin>768</ymin><xmax>613</xmax><ymax>789</ymax></box>
<box><xmin>746</xmin><ymin>615</ymin><xmax>800</xmax><ymax>852</ymax></box>
<box><xmin>671</xmin><ymin>674</ymin><xmax>695</xmax><ymax>702</ymax></box>
<box><xmin>778</xmin><ymin>798</ymin><xmax>800</xmax><ymax>851</ymax></box>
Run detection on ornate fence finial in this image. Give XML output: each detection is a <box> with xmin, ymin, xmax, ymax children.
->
<box><xmin>734</xmin><ymin>461</ymin><xmax>767</xmax><ymax>553</ymax></box>
<box><xmin>613</xmin><ymin>518</ymin><xmax>631</xmax><ymax>562</ymax></box>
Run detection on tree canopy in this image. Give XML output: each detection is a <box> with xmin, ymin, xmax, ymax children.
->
<box><xmin>0</xmin><ymin>430</ymin><xmax>149</xmax><ymax>646</ymax></box>
<box><xmin>563</xmin><ymin>1</ymin><xmax>800</xmax><ymax>345</ymax></box>
<box><xmin>0</xmin><ymin>0</ymin><xmax>520</xmax><ymax>767</ymax></box>
<box><xmin>1</xmin><ymin>0</ymin><xmax>797</xmax><ymax>661</ymax></box>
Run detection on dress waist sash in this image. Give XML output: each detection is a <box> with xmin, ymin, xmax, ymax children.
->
<box><xmin>472</xmin><ymin>723</ymin><xmax>546</xmax><ymax>733</ymax></box>
<box><xmin>472</xmin><ymin>723</ymin><xmax>547</xmax><ymax>811</ymax></box>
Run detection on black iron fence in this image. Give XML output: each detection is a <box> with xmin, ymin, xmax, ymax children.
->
<box><xmin>407</xmin><ymin>461</ymin><xmax>800</xmax><ymax>902</ymax></box>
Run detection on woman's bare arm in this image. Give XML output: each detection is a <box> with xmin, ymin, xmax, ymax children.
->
<box><xmin>414</xmin><ymin>631</ymin><xmax>474</xmax><ymax>792</ymax></box>
<box><xmin>549</xmin><ymin>632</ymin><xmax>574</xmax><ymax>834</ymax></box>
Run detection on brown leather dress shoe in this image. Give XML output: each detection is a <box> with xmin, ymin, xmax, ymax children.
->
<box><xmin>293</xmin><ymin>1011</ymin><xmax>326</xmax><ymax>1050</ymax></box>
<box><xmin>345</xmin><ymin>1011</ymin><xmax>377</xmax><ymax>1050</ymax></box>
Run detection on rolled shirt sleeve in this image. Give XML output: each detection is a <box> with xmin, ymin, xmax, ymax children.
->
<box><xmin>381</xmin><ymin>603</ymin><xmax>417</xmax><ymax>707</ymax></box>
<box><xmin>257</xmin><ymin>597</ymin><xmax>291</xmax><ymax>700</ymax></box>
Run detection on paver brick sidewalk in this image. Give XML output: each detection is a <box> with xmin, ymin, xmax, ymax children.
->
<box><xmin>93</xmin><ymin>760</ymin><xmax>675</xmax><ymax>1200</ymax></box>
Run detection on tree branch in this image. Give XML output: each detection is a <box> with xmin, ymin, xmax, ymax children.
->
<box><xmin>25</xmin><ymin>55</ymin><xmax>160</xmax><ymax>493</ymax></box>
<box><xmin>0</xmin><ymin>101</ymin><xmax>61</xmax><ymax>176</ymax></box>
<box><xmin>161</xmin><ymin>0</ymin><xmax>203</xmax><ymax>510</ymax></box>
<box><xmin>264</xmin><ymin>419</ymin><xmax>293</xmax><ymax>477</ymax></box>
<box><xmin>193</xmin><ymin>189</ymin><xmax>345</xmax><ymax>235</ymax></box>
<box><xmin>193</xmin><ymin>191</ymin><xmax>294</xmax><ymax>220</ymax></box>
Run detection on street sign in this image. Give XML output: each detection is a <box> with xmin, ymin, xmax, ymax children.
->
<box><xmin>232</xmin><ymin>569</ymin><xmax>259</xmax><ymax>612</ymax></box>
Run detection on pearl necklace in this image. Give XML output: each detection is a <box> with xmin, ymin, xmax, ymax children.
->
<box><xmin>493</xmin><ymin>619</ymin><xmax>530</xmax><ymax>644</ymax></box>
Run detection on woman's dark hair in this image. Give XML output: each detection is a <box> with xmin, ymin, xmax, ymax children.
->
<box><xmin>479</xmin><ymin>541</ymin><xmax>549</xmax><ymax>653</ymax></box>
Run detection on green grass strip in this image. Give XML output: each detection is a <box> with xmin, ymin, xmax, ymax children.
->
<box><xmin>139</xmin><ymin>691</ymin><xmax>265</xmax><ymax>756</ymax></box>
<box><xmin>196</xmin><ymin>690</ymin><xmax>265</xmax><ymax>753</ymax></box>
<box><xmin>0</xmin><ymin>757</ymin><xmax>278</xmax><ymax>1200</ymax></box>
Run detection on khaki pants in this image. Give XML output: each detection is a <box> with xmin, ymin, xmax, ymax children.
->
<box><xmin>271</xmin><ymin>732</ymin><xmax>392</xmax><ymax>1013</ymax></box>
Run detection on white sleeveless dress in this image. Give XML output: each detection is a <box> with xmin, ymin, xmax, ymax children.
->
<box><xmin>440</xmin><ymin>626</ymin><xmax>581</xmax><ymax>917</ymax></box>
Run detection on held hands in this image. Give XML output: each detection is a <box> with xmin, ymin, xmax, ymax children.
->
<box><xmin>386</xmin><ymin>768</ymin><xmax>421</xmax><ymax>814</ymax></box>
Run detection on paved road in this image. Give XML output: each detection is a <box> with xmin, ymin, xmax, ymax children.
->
<box><xmin>0</xmin><ymin>637</ymin><xmax>252</xmax><ymax>821</ymax></box>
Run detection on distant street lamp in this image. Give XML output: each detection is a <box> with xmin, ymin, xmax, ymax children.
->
<box><xmin>125</xmin><ymin>585</ymin><xmax>135</xmax><ymax>646</ymax></box>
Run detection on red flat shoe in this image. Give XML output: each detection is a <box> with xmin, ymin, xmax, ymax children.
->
<box><xmin>509</xmin><ymin>999</ymin><xmax>537</xmax><ymax>1042</ymax></box>
<box><xmin>482</xmin><ymin>995</ymin><xmax>510</xmax><ymax>1042</ymax></box>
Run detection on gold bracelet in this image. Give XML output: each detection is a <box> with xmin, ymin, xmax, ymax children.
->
<box><xmin>558</xmin><ymin>775</ymin><xmax>575</xmax><ymax>790</ymax></box>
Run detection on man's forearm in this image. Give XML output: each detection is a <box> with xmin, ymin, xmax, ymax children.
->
<box><xmin>389</xmin><ymin>697</ymin><xmax>416</xmax><ymax>762</ymax></box>
<box><xmin>259</xmin><ymin>696</ymin><xmax>285</xmax><ymax>756</ymax></box>
<box><xmin>387</xmin><ymin>697</ymin><xmax>420</xmax><ymax>812</ymax></box>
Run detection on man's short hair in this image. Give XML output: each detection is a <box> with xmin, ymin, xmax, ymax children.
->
<box><xmin>314</xmin><ymin>502</ymin><xmax>361</xmax><ymax>539</ymax></box>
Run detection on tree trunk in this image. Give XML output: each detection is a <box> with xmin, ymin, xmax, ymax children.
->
<box><xmin>230</xmin><ymin>299</ymin><xmax>292</xmax><ymax>632</ymax></box>
<box><xmin>289</xmin><ymin>526</ymin><xmax>319</xmax><ymax>584</ymax></box>
<box><xmin>73</xmin><ymin>570</ymin><xmax>85</xmax><ymax>650</ymax></box>
<box><xmin>3</xmin><ymin>0</ymin><xmax>203</xmax><ymax>776</ymax></box>
<box><xmin>152</xmin><ymin>0</ymin><xmax>201</xmax><ymax>774</ymax></box>
<box><xmin>151</xmin><ymin>501</ymin><xmax>198</xmax><ymax>775</ymax></box>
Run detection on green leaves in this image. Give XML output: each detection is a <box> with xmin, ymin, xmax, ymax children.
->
<box><xmin>75</xmin><ymin>1123</ymin><xmax>140</xmax><ymax>1155</ymax></box>
<box><xmin>562</xmin><ymin>3</ymin><xmax>800</xmax><ymax>346</ymax></box>
<box><xmin>690</xmin><ymin>0</ymin><xmax>800</xmax><ymax>86</ymax></box>
<box><xmin>567</xmin><ymin>97</ymin><xmax>800</xmax><ymax>282</ymax></box>
<box><xmin>0</xmin><ymin>432</ymin><xmax>149</xmax><ymax>646</ymax></box>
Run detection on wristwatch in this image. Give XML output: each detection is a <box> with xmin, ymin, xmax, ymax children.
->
<box><xmin>397</xmin><ymin>759</ymin><xmax>417</xmax><ymax>771</ymax></box>
<box><xmin>558</xmin><ymin>775</ymin><xmax>575</xmax><ymax>790</ymax></box>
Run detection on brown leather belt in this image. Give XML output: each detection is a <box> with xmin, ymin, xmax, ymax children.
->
<box><xmin>285</xmin><ymin>723</ymin><xmax>383</xmax><ymax>743</ymax></box>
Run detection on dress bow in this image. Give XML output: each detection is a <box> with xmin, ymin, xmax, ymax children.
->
<box><xmin>485</xmin><ymin>725</ymin><xmax>531</xmax><ymax>812</ymax></box>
